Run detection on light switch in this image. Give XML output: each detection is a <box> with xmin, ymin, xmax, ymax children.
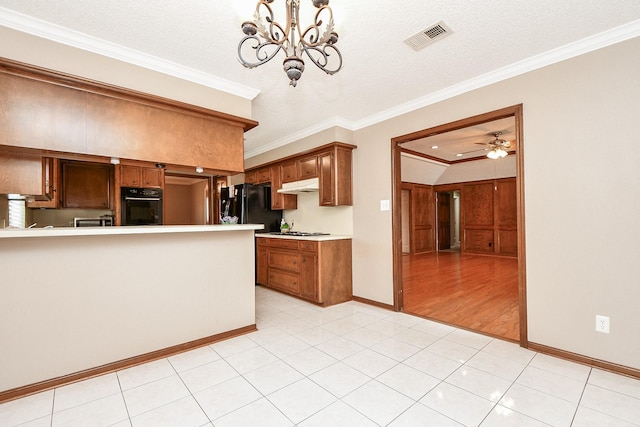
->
<box><xmin>380</xmin><ymin>200</ymin><xmax>390</xmax><ymax>211</ymax></box>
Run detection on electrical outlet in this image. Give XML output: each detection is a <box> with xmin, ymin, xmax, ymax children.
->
<box><xmin>380</xmin><ymin>200</ymin><xmax>390</xmax><ymax>211</ymax></box>
<box><xmin>595</xmin><ymin>315</ymin><xmax>610</xmax><ymax>334</ymax></box>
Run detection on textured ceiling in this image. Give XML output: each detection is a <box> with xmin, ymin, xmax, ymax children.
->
<box><xmin>1</xmin><ymin>1</ymin><xmax>639</xmax><ymax>158</ymax></box>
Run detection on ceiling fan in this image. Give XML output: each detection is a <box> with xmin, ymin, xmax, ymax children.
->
<box><xmin>474</xmin><ymin>131</ymin><xmax>514</xmax><ymax>159</ymax></box>
<box><xmin>454</xmin><ymin>131</ymin><xmax>514</xmax><ymax>159</ymax></box>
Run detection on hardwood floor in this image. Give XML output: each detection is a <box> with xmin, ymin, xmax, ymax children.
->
<box><xmin>402</xmin><ymin>250</ymin><xmax>519</xmax><ymax>341</ymax></box>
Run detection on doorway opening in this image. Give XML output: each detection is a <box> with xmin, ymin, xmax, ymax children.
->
<box><xmin>164</xmin><ymin>174</ymin><xmax>213</xmax><ymax>225</ymax></box>
<box><xmin>391</xmin><ymin>104</ymin><xmax>527</xmax><ymax>345</ymax></box>
<box><xmin>436</xmin><ymin>190</ymin><xmax>460</xmax><ymax>252</ymax></box>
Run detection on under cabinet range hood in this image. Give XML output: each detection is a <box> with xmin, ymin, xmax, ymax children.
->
<box><xmin>276</xmin><ymin>178</ymin><xmax>319</xmax><ymax>194</ymax></box>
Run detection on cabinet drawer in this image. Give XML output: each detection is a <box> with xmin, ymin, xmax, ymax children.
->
<box><xmin>268</xmin><ymin>270</ymin><xmax>299</xmax><ymax>294</ymax></box>
<box><xmin>298</xmin><ymin>241</ymin><xmax>318</xmax><ymax>252</ymax></box>
<box><xmin>269</xmin><ymin>250</ymin><xmax>300</xmax><ymax>272</ymax></box>
<box><xmin>267</xmin><ymin>239</ymin><xmax>299</xmax><ymax>249</ymax></box>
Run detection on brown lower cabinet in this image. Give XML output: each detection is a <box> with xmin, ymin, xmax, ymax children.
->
<box><xmin>256</xmin><ymin>237</ymin><xmax>352</xmax><ymax>306</ymax></box>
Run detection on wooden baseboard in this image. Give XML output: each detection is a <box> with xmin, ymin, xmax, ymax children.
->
<box><xmin>0</xmin><ymin>324</ymin><xmax>257</xmax><ymax>404</ymax></box>
<box><xmin>352</xmin><ymin>296</ymin><xmax>395</xmax><ymax>311</ymax></box>
<box><xmin>528</xmin><ymin>341</ymin><xmax>640</xmax><ymax>379</ymax></box>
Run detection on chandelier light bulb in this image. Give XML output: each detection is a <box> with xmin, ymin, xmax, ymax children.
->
<box><xmin>237</xmin><ymin>0</ymin><xmax>343</xmax><ymax>87</ymax></box>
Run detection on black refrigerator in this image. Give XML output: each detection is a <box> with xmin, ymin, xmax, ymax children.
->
<box><xmin>220</xmin><ymin>184</ymin><xmax>282</xmax><ymax>233</ymax></box>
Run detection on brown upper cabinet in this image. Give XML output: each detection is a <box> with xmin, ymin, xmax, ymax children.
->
<box><xmin>280</xmin><ymin>161</ymin><xmax>298</xmax><ymax>183</ymax></box>
<box><xmin>318</xmin><ymin>144</ymin><xmax>354</xmax><ymax>206</ymax></box>
<box><xmin>0</xmin><ymin>150</ymin><xmax>60</xmax><ymax>208</ymax></box>
<box><xmin>297</xmin><ymin>155</ymin><xmax>319</xmax><ymax>180</ymax></box>
<box><xmin>27</xmin><ymin>157</ymin><xmax>60</xmax><ymax>208</ymax></box>
<box><xmin>270</xmin><ymin>165</ymin><xmax>297</xmax><ymax>210</ymax></box>
<box><xmin>0</xmin><ymin>57</ymin><xmax>256</xmax><ymax>173</ymax></box>
<box><xmin>61</xmin><ymin>160</ymin><xmax>112</xmax><ymax>209</ymax></box>
<box><xmin>245</xmin><ymin>142</ymin><xmax>356</xmax><ymax>208</ymax></box>
<box><xmin>255</xmin><ymin>167</ymin><xmax>271</xmax><ymax>184</ymax></box>
<box><xmin>0</xmin><ymin>150</ymin><xmax>44</xmax><ymax>196</ymax></box>
<box><xmin>120</xmin><ymin>164</ymin><xmax>164</xmax><ymax>188</ymax></box>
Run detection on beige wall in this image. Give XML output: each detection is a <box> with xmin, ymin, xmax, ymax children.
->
<box><xmin>4</xmin><ymin>24</ymin><xmax>638</xmax><ymax>372</ymax></box>
<box><xmin>246</xmin><ymin>37</ymin><xmax>640</xmax><ymax>370</ymax></box>
<box><xmin>189</xmin><ymin>180</ymin><xmax>209</xmax><ymax>225</ymax></box>
<box><xmin>31</xmin><ymin>208</ymin><xmax>113</xmax><ymax>228</ymax></box>
<box><xmin>0</xmin><ymin>228</ymin><xmax>256</xmax><ymax>392</ymax></box>
<box><xmin>348</xmin><ymin>37</ymin><xmax>640</xmax><ymax>369</ymax></box>
<box><xmin>164</xmin><ymin>184</ymin><xmax>192</xmax><ymax>225</ymax></box>
<box><xmin>282</xmin><ymin>191</ymin><xmax>353</xmax><ymax>236</ymax></box>
<box><xmin>401</xmin><ymin>154</ymin><xmax>517</xmax><ymax>185</ymax></box>
<box><xmin>165</xmin><ymin>181</ymin><xmax>209</xmax><ymax>225</ymax></box>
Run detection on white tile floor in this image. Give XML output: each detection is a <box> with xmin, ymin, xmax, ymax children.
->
<box><xmin>1</xmin><ymin>286</ymin><xmax>639</xmax><ymax>426</ymax></box>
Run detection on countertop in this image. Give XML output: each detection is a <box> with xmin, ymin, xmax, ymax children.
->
<box><xmin>256</xmin><ymin>233</ymin><xmax>352</xmax><ymax>241</ymax></box>
<box><xmin>0</xmin><ymin>224</ymin><xmax>263</xmax><ymax>239</ymax></box>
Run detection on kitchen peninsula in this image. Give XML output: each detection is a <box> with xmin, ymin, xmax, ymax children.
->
<box><xmin>0</xmin><ymin>224</ymin><xmax>261</xmax><ymax>400</ymax></box>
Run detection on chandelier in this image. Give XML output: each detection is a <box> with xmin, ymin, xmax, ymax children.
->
<box><xmin>237</xmin><ymin>0</ymin><xmax>343</xmax><ymax>87</ymax></box>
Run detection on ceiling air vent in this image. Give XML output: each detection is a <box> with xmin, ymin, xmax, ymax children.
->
<box><xmin>403</xmin><ymin>21</ymin><xmax>452</xmax><ymax>51</ymax></box>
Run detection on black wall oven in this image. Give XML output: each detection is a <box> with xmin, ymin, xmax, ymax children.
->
<box><xmin>121</xmin><ymin>187</ymin><xmax>163</xmax><ymax>226</ymax></box>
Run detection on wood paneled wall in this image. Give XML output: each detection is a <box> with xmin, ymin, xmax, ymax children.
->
<box><xmin>402</xmin><ymin>182</ymin><xmax>435</xmax><ymax>254</ymax></box>
<box><xmin>439</xmin><ymin>177</ymin><xmax>517</xmax><ymax>257</ymax></box>
<box><xmin>404</xmin><ymin>177</ymin><xmax>517</xmax><ymax>257</ymax></box>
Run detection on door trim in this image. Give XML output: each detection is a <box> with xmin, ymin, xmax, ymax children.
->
<box><xmin>391</xmin><ymin>104</ymin><xmax>528</xmax><ymax>346</ymax></box>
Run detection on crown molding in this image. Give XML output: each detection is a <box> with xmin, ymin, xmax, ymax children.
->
<box><xmin>244</xmin><ymin>116</ymin><xmax>354</xmax><ymax>158</ymax></box>
<box><xmin>1</xmin><ymin>6</ymin><xmax>637</xmax><ymax>158</ymax></box>
<box><xmin>352</xmin><ymin>19</ymin><xmax>640</xmax><ymax>130</ymax></box>
<box><xmin>0</xmin><ymin>7</ymin><xmax>261</xmax><ymax>100</ymax></box>
<box><xmin>245</xmin><ymin>19</ymin><xmax>640</xmax><ymax>158</ymax></box>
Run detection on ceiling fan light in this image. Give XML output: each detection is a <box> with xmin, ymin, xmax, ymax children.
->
<box><xmin>497</xmin><ymin>148</ymin><xmax>508</xmax><ymax>158</ymax></box>
<box><xmin>487</xmin><ymin>150</ymin><xmax>499</xmax><ymax>159</ymax></box>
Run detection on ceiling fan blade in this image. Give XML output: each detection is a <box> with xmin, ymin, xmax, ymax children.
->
<box><xmin>459</xmin><ymin>147</ymin><xmax>488</xmax><ymax>154</ymax></box>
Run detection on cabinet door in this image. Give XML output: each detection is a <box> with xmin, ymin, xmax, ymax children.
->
<box><xmin>297</xmin><ymin>155</ymin><xmax>318</xmax><ymax>179</ymax></box>
<box><xmin>270</xmin><ymin>166</ymin><xmax>283</xmax><ymax>210</ymax></box>
<box><xmin>120</xmin><ymin>165</ymin><xmax>141</xmax><ymax>187</ymax></box>
<box><xmin>244</xmin><ymin>170</ymin><xmax>257</xmax><ymax>184</ymax></box>
<box><xmin>257</xmin><ymin>245</ymin><xmax>268</xmax><ymax>285</ymax></box>
<box><xmin>142</xmin><ymin>167</ymin><xmax>163</xmax><ymax>187</ymax></box>
<box><xmin>299</xmin><ymin>252</ymin><xmax>318</xmax><ymax>302</ymax></box>
<box><xmin>27</xmin><ymin>158</ymin><xmax>60</xmax><ymax>208</ymax></box>
<box><xmin>270</xmin><ymin>166</ymin><xmax>297</xmax><ymax>210</ymax></box>
<box><xmin>62</xmin><ymin>161</ymin><xmax>112</xmax><ymax>209</ymax></box>
<box><xmin>280</xmin><ymin>161</ymin><xmax>298</xmax><ymax>183</ymax></box>
<box><xmin>318</xmin><ymin>152</ymin><xmax>335</xmax><ymax>206</ymax></box>
<box><xmin>255</xmin><ymin>168</ymin><xmax>271</xmax><ymax>184</ymax></box>
<box><xmin>0</xmin><ymin>151</ymin><xmax>43</xmax><ymax>196</ymax></box>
